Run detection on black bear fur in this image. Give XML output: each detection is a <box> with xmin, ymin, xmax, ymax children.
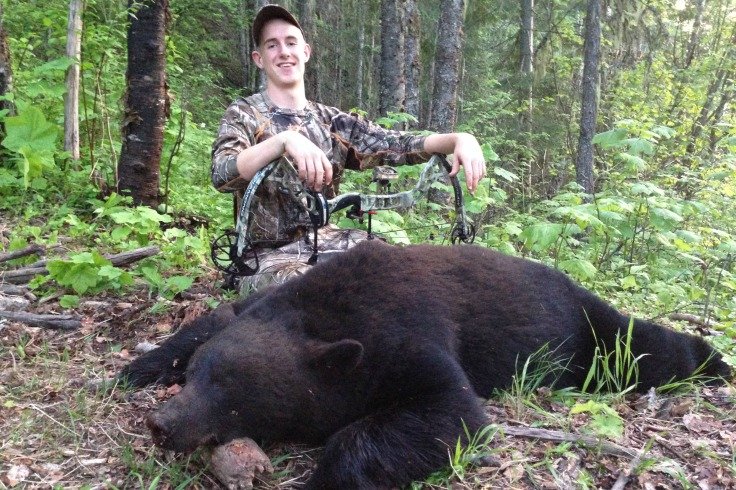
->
<box><xmin>119</xmin><ymin>241</ymin><xmax>731</xmax><ymax>489</ymax></box>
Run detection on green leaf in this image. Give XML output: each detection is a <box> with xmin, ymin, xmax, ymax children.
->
<box><xmin>592</xmin><ymin>128</ymin><xmax>627</xmax><ymax>148</ymax></box>
<box><xmin>621</xmin><ymin>275</ymin><xmax>637</xmax><ymax>290</ymax></box>
<box><xmin>481</xmin><ymin>142</ymin><xmax>500</xmax><ymax>162</ymax></box>
<box><xmin>2</xmin><ymin>105</ymin><xmax>59</xmax><ymax>154</ymax></box>
<box><xmin>493</xmin><ymin>166</ymin><xmax>518</xmax><ymax>182</ymax></box>
<box><xmin>165</xmin><ymin>275</ymin><xmax>194</xmax><ymax>294</ymax></box>
<box><xmin>60</xmin><ymin>295</ymin><xmax>80</xmax><ymax>308</ymax></box>
<box><xmin>520</xmin><ymin>222</ymin><xmax>564</xmax><ymax>251</ymax></box>
<box><xmin>616</xmin><ymin>152</ymin><xmax>647</xmax><ymax>170</ymax></box>
<box><xmin>559</xmin><ymin>258</ymin><xmax>598</xmax><ymax>281</ymax></box>
<box><xmin>622</xmin><ymin>137</ymin><xmax>655</xmax><ymax>156</ymax></box>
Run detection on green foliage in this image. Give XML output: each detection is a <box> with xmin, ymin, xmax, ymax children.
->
<box><xmin>45</xmin><ymin>251</ymin><xmax>133</xmax><ymax>295</ymax></box>
<box><xmin>0</xmin><ymin>102</ymin><xmax>59</xmax><ymax>188</ymax></box>
<box><xmin>139</xmin><ymin>264</ymin><xmax>194</xmax><ymax>300</ymax></box>
<box><xmin>569</xmin><ymin>399</ymin><xmax>625</xmax><ymax>439</ymax></box>
<box><xmin>93</xmin><ymin>194</ymin><xmax>172</xmax><ymax>246</ymax></box>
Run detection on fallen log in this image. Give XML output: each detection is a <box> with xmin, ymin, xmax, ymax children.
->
<box><xmin>0</xmin><ymin>284</ymin><xmax>29</xmax><ymax>295</ymax></box>
<box><xmin>0</xmin><ymin>244</ymin><xmax>45</xmax><ymax>264</ymax></box>
<box><xmin>0</xmin><ymin>246</ymin><xmax>160</xmax><ymax>285</ymax></box>
<box><xmin>0</xmin><ymin>310</ymin><xmax>82</xmax><ymax>330</ymax></box>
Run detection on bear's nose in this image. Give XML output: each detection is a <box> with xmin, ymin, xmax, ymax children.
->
<box><xmin>146</xmin><ymin>412</ymin><xmax>170</xmax><ymax>447</ymax></box>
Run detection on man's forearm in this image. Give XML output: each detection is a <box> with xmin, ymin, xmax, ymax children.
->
<box><xmin>423</xmin><ymin>132</ymin><xmax>470</xmax><ymax>155</ymax></box>
<box><xmin>235</xmin><ymin>133</ymin><xmax>286</xmax><ymax>181</ymax></box>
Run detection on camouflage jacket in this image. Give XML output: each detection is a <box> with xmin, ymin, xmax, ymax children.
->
<box><xmin>211</xmin><ymin>91</ymin><xmax>429</xmax><ymax>245</ymax></box>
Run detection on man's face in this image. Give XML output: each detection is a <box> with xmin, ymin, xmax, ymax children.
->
<box><xmin>252</xmin><ymin>19</ymin><xmax>311</xmax><ymax>90</ymax></box>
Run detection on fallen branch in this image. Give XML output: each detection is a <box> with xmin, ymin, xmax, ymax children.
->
<box><xmin>669</xmin><ymin>312</ymin><xmax>717</xmax><ymax>329</ymax></box>
<box><xmin>0</xmin><ymin>246</ymin><xmax>160</xmax><ymax>285</ymax></box>
<box><xmin>0</xmin><ymin>284</ymin><xmax>30</xmax><ymax>296</ymax></box>
<box><xmin>496</xmin><ymin>424</ymin><xmax>638</xmax><ymax>459</ymax></box>
<box><xmin>0</xmin><ymin>310</ymin><xmax>82</xmax><ymax>330</ymax></box>
<box><xmin>610</xmin><ymin>446</ymin><xmax>646</xmax><ymax>490</ymax></box>
<box><xmin>0</xmin><ymin>244</ymin><xmax>44</xmax><ymax>264</ymax></box>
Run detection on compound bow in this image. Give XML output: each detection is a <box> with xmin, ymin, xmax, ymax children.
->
<box><xmin>211</xmin><ymin>154</ymin><xmax>476</xmax><ymax>277</ymax></box>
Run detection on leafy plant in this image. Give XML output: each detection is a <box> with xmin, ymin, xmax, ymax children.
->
<box><xmin>0</xmin><ymin>102</ymin><xmax>59</xmax><ymax>188</ymax></box>
<box><xmin>44</xmin><ymin>251</ymin><xmax>134</xmax><ymax>295</ymax></box>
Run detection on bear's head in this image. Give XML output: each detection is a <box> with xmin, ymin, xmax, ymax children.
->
<box><xmin>145</xmin><ymin>317</ymin><xmax>365</xmax><ymax>453</ymax></box>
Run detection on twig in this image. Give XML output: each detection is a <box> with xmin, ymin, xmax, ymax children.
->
<box><xmin>610</xmin><ymin>446</ymin><xmax>647</xmax><ymax>490</ymax></box>
<box><xmin>669</xmin><ymin>312</ymin><xmax>718</xmax><ymax>329</ymax></box>
<box><xmin>0</xmin><ymin>310</ymin><xmax>82</xmax><ymax>330</ymax></box>
<box><xmin>0</xmin><ymin>244</ymin><xmax>44</xmax><ymax>264</ymax></box>
<box><xmin>496</xmin><ymin>424</ymin><xmax>638</xmax><ymax>458</ymax></box>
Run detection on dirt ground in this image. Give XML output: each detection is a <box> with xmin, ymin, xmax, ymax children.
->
<box><xmin>1</xmin><ymin>274</ymin><xmax>735</xmax><ymax>489</ymax></box>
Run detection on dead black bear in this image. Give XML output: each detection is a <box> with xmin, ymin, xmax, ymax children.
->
<box><xmin>119</xmin><ymin>241</ymin><xmax>731</xmax><ymax>489</ymax></box>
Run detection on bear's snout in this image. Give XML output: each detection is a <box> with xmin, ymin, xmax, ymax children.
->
<box><xmin>146</xmin><ymin>412</ymin><xmax>172</xmax><ymax>448</ymax></box>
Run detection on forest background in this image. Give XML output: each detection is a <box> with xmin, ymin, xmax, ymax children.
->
<box><xmin>1</xmin><ymin>0</ymin><xmax>736</xmax><ymax>488</ymax></box>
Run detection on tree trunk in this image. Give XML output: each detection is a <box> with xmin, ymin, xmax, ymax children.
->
<box><xmin>403</xmin><ymin>0</ymin><xmax>420</xmax><ymax>126</ymax></box>
<box><xmin>117</xmin><ymin>0</ymin><xmax>170</xmax><ymax>207</ymax></box>
<box><xmin>297</xmin><ymin>0</ymin><xmax>318</xmax><ymax>101</ymax></box>
<box><xmin>379</xmin><ymin>0</ymin><xmax>404</xmax><ymax>117</ymax></box>
<box><xmin>575</xmin><ymin>0</ymin><xmax>600</xmax><ymax>196</ymax></box>
<box><xmin>684</xmin><ymin>0</ymin><xmax>705</xmax><ymax>69</ymax></box>
<box><xmin>0</xmin><ymin>3</ymin><xmax>14</xmax><ymax>122</ymax></box>
<box><xmin>428</xmin><ymin>0</ymin><xmax>464</xmax><ymax>133</ymax></box>
<box><xmin>64</xmin><ymin>0</ymin><xmax>83</xmax><ymax>161</ymax></box>
<box><xmin>238</xmin><ymin>0</ymin><xmax>252</xmax><ymax>89</ymax></box>
<box><xmin>519</xmin><ymin>0</ymin><xmax>534</xmax><ymax>139</ymax></box>
<box><xmin>356</xmin><ymin>18</ymin><xmax>365</xmax><ymax>108</ymax></box>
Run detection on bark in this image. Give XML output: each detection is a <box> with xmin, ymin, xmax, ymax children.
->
<box><xmin>519</xmin><ymin>0</ymin><xmax>534</xmax><ymax>138</ymax></box>
<box><xmin>0</xmin><ymin>244</ymin><xmax>45</xmax><ymax>264</ymax></box>
<box><xmin>0</xmin><ymin>310</ymin><xmax>82</xmax><ymax>330</ymax></box>
<box><xmin>684</xmin><ymin>0</ymin><xmax>705</xmax><ymax>69</ymax></box>
<box><xmin>238</xmin><ymin>0</ymin><xmax>252</xmax><ymax>89</ymax></box>
<box><xmin>403</xmin><ymin>0</ymin><xmax>420</xmax><ymax>126</ymax></box>
<box><xmin>356</xmin><ymin>19</ymin><xmax>365</xmax><ymax>108</ymax></box>
<box><xmin>428</xmin><ymin>0</ymin><xmax>465</xmax><ymax>133</ymax></box>
<box><xmin>0</xmin><ymin>2</ymin><xmax>14</xmax><ymax>120</ymax></box>
<box><xmin>575</xmin><ymin>0</ymin><xmax>600</xmax><ymax>196</ymax></box>
<box><xmin>297</xmin><ymin>0</ymin><xmax>318</xmax><ymax>101</ymax></box>
<box><xmin>117</xmin><ymin>0</ymin><xmax>170</xmax><ymax>207</ymax></box>
<box><xmin>64</xmin><ymin>0</ymin><xmax>83</xmax><ymax>161</ymax></box>
<box><xmin>379</xmin><ymin>0</ymin><xmax>404</xmax><ymax>116</ymax></box>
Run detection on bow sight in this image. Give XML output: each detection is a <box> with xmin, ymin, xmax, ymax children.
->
<box><xmin>211</xmin><ymin>154</ymin><xmax>476</xmax><ymax>277</ymax></box>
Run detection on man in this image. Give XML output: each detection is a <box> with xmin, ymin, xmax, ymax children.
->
<box><xmin>212</xmin><ymin>4</ymin><xmax>486</xmax><ymax>291</ymax></box>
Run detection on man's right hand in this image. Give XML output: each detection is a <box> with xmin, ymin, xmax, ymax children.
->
<box><xmin>279</xmin><ymin>131</ymin><xmax>333</xmax><ymax>191</ymax></box>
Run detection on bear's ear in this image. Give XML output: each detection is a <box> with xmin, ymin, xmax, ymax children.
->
<box><xmin>307</xmin><ymin>339</ymin><xmax>364</xmax><ymax>374</ymax></box>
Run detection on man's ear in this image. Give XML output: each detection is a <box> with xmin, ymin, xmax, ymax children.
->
<box><xmin>303</xmin><ymin>43</ymin><xmax>311</xmax><ymax>63</ymax></box>
<box><xmin>252</xmin><ymin>49</ymin><xmax>263</xmax><ymax>69</ymax></box>
<box><xmin>307</xmin><ymin>339</ymin><xmax>363</xmax><ymax>374</ymax></box>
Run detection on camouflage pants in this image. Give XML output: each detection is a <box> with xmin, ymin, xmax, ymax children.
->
<box><xmin>239</xmin><ymin>225</ymin><xmax>376</xmax><ymax>295</ymax></box>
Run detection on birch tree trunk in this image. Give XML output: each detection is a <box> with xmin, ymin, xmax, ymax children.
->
<box><xmin>403</xmin><ymin>0</ymin><xmax>420</xmax><ymax>127</ymax></box>
<box><xmin>575</xmin><ymin>0</ymin><xmax>601</xmax><ymax>196</ymax></box>
<box><xmin>379</xmin><ymin>0</ymin><xmax>404</xmax><ymax>117</ymax></box>
<box><xmin>64</xmin><ymin>0</ymin><xmax>83</xmax><ymax>161</ymax></box>
<box><xmin>117</xmin><ymin>0</ymin><xmax>170</xmax><ymax>207</ymax></box>
<box><xmin>519</xmin><ymin>0</ymin><xmax>534</xmax><ymax>139</ymax></box>
<box><xmin>356</xmin><ymin>18</ymin><xmax>365</xmax><ymax>108</ymax></box>
<box><xmin>428</xmin><ymin>0</ymin><xmax>464</xmax><ymax>133</ymax></box>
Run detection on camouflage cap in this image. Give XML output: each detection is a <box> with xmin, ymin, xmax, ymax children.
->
<box><xmin>252</xmin><ymin>4</ymin><xmax>304</xmax><ymax>46</ymax></box>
